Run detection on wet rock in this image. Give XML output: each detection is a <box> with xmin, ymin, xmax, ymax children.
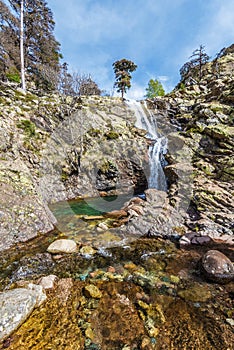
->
<box><xmin>201</xmin><ymin>250</ymin><xmax>234</xmax><ymax>283</ymax></box>
<box><xmin>11</xmin><ymin>253</ymin><xmax>55</xmax><ymax>282</ymax></box>
<box><xmin>47</xmin><ymin>239</ymin><xmax>78</xmax><ymax>254</ymax></box>
<box><xmin>178</xmin><ymin>284</ymin><xmax>212</xmax><ymax>302</ymax></box>
<box><xmin>0</xmin><ymin>284</ymin><xmax>46</xmax><ymax>341</ymax></box>
<box><xmin>180</xmin><ymin>233</ymin><xmax>213</xmax><ymax>246</ymax></box>
<box><xmin>37</xmin><ymin>275</ymin><xmax>57</xmax><ymax>290</ymax></box>
<box><xmin>84</xmin><ymin>284</ymin><xmax>102</xmax><ymax>299</ymax></box>
<box><xmin>104</xmin><ymin>210</ymin><xmax>128</xmax><ymax>219</ymax></box>
<box><xmin>80</xmin><ymin>246</ymin><xmax>97</xmax><ymax>256</ymax></box>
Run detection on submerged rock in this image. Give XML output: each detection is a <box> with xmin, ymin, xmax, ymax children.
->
<box><xmin>37</xmin><ymin>275</ymin><xmax>57</xmax><ymax>290</ymax></box>
<box><xmin>0</xmin><ymin>284</ymin><xmax>46</xmax><ymax>341</ymax></box>
<box><xmin>47</xmin><ymin>239</ymin><xmax>78</xmax><ymax>254</ymax></box>
<box><xmin>201</xmin><ymin>250</ymin><xmax>234</xmax><ymax>283</ymax></box>
<box><xmin>84</xmin><ymin>284</ymin><xmax>102</xmax><ymax>299</ymax></box>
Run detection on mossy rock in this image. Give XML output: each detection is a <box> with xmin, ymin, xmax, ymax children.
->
<box><xmin>17</xmin><ymin>119</ymin><xmax>36</xmax><ymax>137</ymax></box>
<box><xmin>104</xmin><ymin>131</ymin><xmax>120</xmax><ymax>140</ymax></box>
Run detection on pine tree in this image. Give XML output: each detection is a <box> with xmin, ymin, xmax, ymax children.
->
<box><xmin>0</xmin><ymin>0</ymin><xmax>20</xmax><ymax>81</ymax></box>
<box><xmin>113</xmin><ymin>59</ymin><xmax>137</xmax><ymax>99</ymax></box>
<box><xmin>1</xmin><ymin>0</ymin><xmax>61</xmax><ymax>89</ymax></box>
<box><xmin>180</xmin><ymin>45</ymin><xmax>210</xmax><ymax>82</ymax></box>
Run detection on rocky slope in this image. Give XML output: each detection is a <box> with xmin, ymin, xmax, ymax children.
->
<box><xmin>0</xmin><ymin>44</ymin><xmax>233</xmax><ymax>252</ymax></box>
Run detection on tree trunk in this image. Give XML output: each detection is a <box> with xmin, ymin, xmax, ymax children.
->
<box><xmin>20</xmin><ymin>0</ymin><xmax>26</xmax><ymax>91</ymax></box>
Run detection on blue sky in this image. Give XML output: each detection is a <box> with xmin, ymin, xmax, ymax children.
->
<box><xmin>48</xmin><ymin>0</ymin><xmax>234</xmax><ymax>99</ymax></box>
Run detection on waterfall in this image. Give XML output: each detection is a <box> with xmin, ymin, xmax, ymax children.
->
<box><xmin>127</xmin><ymin>100</ymin><xmax>167</xmax><ymax>191</ymax></box>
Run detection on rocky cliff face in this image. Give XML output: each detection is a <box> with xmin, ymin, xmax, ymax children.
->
<box><xmin>0</xmin><ymin>45</ymin><xmax>233</xmax><ymax>252</ymax></box>
<box><xmin>0</xmin><ymin>86</ymin><xmax>148</xmax><ymax>251</ymax></box>
<box><xmin>144</xmin><ymin>45</ymin><xmax>234</xmax><ymax>245</ymax></box>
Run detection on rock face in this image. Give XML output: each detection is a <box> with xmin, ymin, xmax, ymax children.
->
<box><xmin>0</xmin><ymin>284</ymin><xmax>46</xmax><ymax>341</ymax></box>
<box><xmin>0</xmin><ymin>44</ymin><xmax>233</xmax><ymax>252</ymax></box>
<box><xmin>201</xmin><ymin>250</ymin><xmax>234</xmax><ymax>283</ymax></box>
<box><xmin>0</xmin><ymin>87</ymin><xmax>148</xmax><ymax>252</ymax></box>
<box><xmin>146</xmin><ymin>45</ymin><xmax>234</xmax><ymax>244</ymax></box>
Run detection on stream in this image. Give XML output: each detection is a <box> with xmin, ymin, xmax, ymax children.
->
<box><xmin>0</xmin><ymin>102</ymin><xmax>233</xmax><ymax>349</ymax></box>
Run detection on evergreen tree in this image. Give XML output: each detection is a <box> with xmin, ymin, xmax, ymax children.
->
<box><xmin>180</xmin><ymin>45</ymin><xmax>210</xmax><ymax>82</ymax></box>
<box><xmin>112</xmin><ymin>59</ymin><xmax>137</xmax><ymax>99</ymax></box>
<box><xmin>0</xmin><ymin>0</ymin><xmax>20</xmax><ymax>81</ymax></box>
<box><xmin>145</xmin><ymin>79</ymin><xmax>165</xmax><ymax>98</ymax></box>
<box><xmin>1</xmin><ymin>0</ymin><xmax>61</xmax><ymax>89</ymax></box>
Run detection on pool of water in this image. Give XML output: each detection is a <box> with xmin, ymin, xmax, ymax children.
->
<box><xmin>49</xmin><ymin>194</ymin><xmax>133</xmax><ymax>218</ymax></box>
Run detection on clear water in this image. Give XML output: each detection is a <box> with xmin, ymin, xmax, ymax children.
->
<box><xmin>49</xmin><ymin>194</ymin><xmax>133</xmax><ymax>218</ymax></box>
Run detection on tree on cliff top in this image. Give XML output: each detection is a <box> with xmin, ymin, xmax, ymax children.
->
<box><xmin>145</xmin><ymin>79</ymin><xmax>165</xmax><ymax>99</ymax></box>
<box><xmin>113</xmin><ymin>59</ymin><xmax>137</xmax><ymax>99</ymax></box>
<box><xmin>180</xmin><ymin>45</ymin><xmax>210</xmax><ymax>82</ymax></box>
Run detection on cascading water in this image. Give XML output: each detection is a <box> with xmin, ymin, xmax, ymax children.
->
<box><xmin>127</xmin><ymin>100</ymin><xmax>167</xmax><ymax>191</ymax></box>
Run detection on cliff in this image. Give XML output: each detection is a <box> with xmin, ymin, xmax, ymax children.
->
<box><xmin>0</xmin><ymin>87</ymin><xmax>148</xmax><ymax>251</ymax></box>
<box><xmin>0</xmin><ymin>44</ymin><xmax>233</xmax><ymax>252</ymax></box>
<box><xmin>146</xmin><ymin>44</ymin><xmax>234</xmax><ymax>245</ymax></box>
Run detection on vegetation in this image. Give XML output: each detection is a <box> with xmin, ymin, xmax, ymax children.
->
<box><xmin>112</xmin><ymin>59</ymin><xmax>137</xmax><ymax>99</ymax></box>
<box><xmin>59</xmin><ymin>63</ymin><xmax>101</xmax><ymax>96</ymax></box>
<box><xmin>0</xmin><ymin>1</ymin><xmax>101</xmax><ymax>95</ymax></box>
<box><xmin>145</xmin><ymin>78</ymin><xmax>165</xmax><ymax>98</ymax></box>
<box><xmin>0</xmin><ymin>0</ymin><xmax>62</xmax><ymax>90</ymax></box>
<box><xmin>17</xmin><ymin>119</ymin><xmax>36</xmax><ymax>137</ymax></box>
<box><xmin>180</xmin><ymin>45</ymin><xmax>210</xmax><ymax>82</ymax></box>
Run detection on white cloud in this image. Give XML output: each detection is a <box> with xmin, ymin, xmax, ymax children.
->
<box><xmin>48</xmin><ymin>0</ymin><xmax>234</xmax><ymax>98</ymax></box>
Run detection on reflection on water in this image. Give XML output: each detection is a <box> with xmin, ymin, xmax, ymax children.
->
<box><xmin>50</xmin><ymin>194</ymin><xmax>132</xmax><ymax>217</ymax></box>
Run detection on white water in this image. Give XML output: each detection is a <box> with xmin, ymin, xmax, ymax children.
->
<box><xmin>127</xmin><ymin>100</ymin><xmax>167</xmax><ymax>191</ymax></box>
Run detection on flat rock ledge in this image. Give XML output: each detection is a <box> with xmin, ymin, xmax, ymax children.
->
<box><xmin>0</xmin><ymin>284</ymin><xmax>46</xmax><ymax>341</ymax></box>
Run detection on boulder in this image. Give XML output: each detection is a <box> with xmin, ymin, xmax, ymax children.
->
<box><xmin>201</xmin><ymin>250</ymin><xmax>234</xmax><ymax>283</ymax></box>
<box><xmin>0</xmin><ymin>284</ymin><xmax>46</xmax><ymax>341</ymax></box>
<box><xmin>47</xmin><ymin>239</ymin><xmax>77</xmax><ymax>254</ymax></box>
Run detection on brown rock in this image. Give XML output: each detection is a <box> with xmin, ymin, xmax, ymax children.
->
<box><xmin>104</xmin><ymin>209</ymin><xmax>128</xmax><ymax>219</ymax></box>
<box><xmin>201</xmin><ymin>250</ymin><xmax>234</xmax><ymax>283</ymax></box>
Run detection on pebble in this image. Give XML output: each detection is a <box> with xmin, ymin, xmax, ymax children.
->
<box><xmin>226</xmin><ymin>318</ymin><xmax>234</xmax><ymax>326</ymax></box>
<box><xmin>80</xmin><ymin>246</ymin><xmax>97</xmax><ymax>256</ymax></box>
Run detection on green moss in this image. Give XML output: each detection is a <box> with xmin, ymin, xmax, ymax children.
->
<box><xmin>104</xmin><ymin>131</ymin><xmax>120</xmax><ymax>140</ymax></box>
<box><xmin>17</xmin><ymin>119</ymin><xmax>36</xmax><ymax>137</ymax></box>
<box><xmin>88</xmin><ymin>128</ymin><xmax>102</xmax><ymax>137</ymax></box>
<box><xmin>6</xmin><ymin>67</ymin><xmax>21</xmax><ymax>83</ymax></box>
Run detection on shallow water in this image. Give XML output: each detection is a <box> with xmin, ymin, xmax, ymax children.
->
<box><xmin>0</xmin><ymin>198</ymin><xmax>233</xmax><ymax>349</ymax></box>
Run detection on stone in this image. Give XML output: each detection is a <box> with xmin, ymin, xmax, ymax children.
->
<box><xmin>98</xmin><ymin>222</ymin><xmax>109</xmax><ymax>230</ymax></box>
<box><xmin>0</xmin><ymin>284</ymin><xmax>46</xmax><ymax>341</ymax></box>
<box><xmin>47</xmin><ymin>239</ymin><xmax>77</xmax><ymax>254</ymax></box>
<box><xmin>83</xmin><ymin>284</ymin><xmax>102</xmax><ymax>299</ymax></box>
<box><xmin>178</xmin><ymin>284</ymin><xmax>211</xmax><ymax>302</ymax></box>
<box><xmin>226</xmin><ymin>318</ymin><xmax>234</xmax><ymax>327</ymax></box>
<box><xmin>38</xmin><ymin>275</ymin><xmax>57</xmax><ymax>289</ymax></box>
<box><xmin>201</xmin><ymin>250</ymin><xmax>234</xmax><ymax>283</ymax></box>
<box><xmin>79</xmin><ymin>245</ymin><xmax>97</xmax><ymax>256</ymax></box>
<box><xmin>104</xmin><ymin>210</ymin><xmax>128</xmax><ymax>219</ymax></box>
